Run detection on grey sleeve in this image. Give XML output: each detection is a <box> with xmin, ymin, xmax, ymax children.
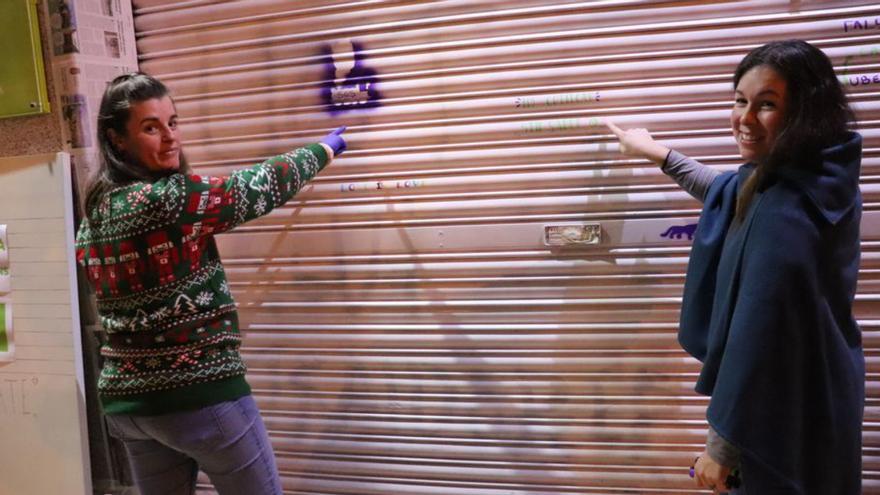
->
<box><xmin>706</xmin><ymin>425</ymin><xmax>741</xmax><ymax>468</ymax></box>
<box><xmin>661</xmin><ymin>150</ymin><xmax>722</xmax><ymax>202</ymax></box>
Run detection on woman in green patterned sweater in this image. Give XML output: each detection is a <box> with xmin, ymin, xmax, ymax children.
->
<box><xmin>76</xmin><ymin>73</ymin><xmax>347</xmax><ymax>495</ymax></box>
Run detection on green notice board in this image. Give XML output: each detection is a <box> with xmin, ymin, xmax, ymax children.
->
<box><xmin>0</xmin><ymin>0</ymin><xmax>51</xmax><ymax>118</ymax></box>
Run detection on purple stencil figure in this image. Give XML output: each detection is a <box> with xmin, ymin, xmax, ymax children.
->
<box><xmin>661</xmin><ymin>223</ymin><xmax>697</xmax><ymax>240</ymax></box>
<box><xmin>321</xmin><ymin>40</ymin><xmax>381</xmax><ymax>114</ymax></box>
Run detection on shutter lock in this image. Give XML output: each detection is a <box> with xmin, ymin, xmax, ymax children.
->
<box><xmin>543</xmin><ymin>223</ymin><xmax>602</xmax><ymax>246</ymax></box>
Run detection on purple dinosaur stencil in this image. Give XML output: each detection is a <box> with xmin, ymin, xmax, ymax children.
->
<box><xmin>661</xmin><ymin>223</ymin><xmax>697</xmax><ymax>240</ymax></box>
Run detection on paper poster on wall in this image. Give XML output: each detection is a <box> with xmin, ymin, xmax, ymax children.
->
<box><xmin>0</xmin><ymin>224</ymin><xmax>7</xmax><ymax>266</ymax></box>
<box><xmin>0</xmin><ymin>225</ymin><xmax>8</xmax><ymax>294</ymax></box>
<box><xmin>0</xmin><ymin>297</ymin><xmax>12</xmax><ymax>361</ymax></box>
<box><xmin>61</xmin><ymin>94</ymin><xmax>90</xmax><ymax>148</ymax></box>
<box><xmin>48</xmin><ymin>0</ymin><xmax>80</xmax><ymax>55</ymax></box>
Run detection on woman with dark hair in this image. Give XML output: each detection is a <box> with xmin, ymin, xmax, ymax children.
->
<box><xmin>607</xmin><ymin>40</ymin><xmax>863</xmax><ymax>493</ymax></box>
<box><xmin>76</xmin><ymin>72</ymin><xmax>347</xmax><ymax>495</ymax></box>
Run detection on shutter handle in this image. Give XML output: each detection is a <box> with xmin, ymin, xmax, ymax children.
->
<box><xmin>543</xmin><ymin>224</ymin><xmax>602</xmax><ymax>246</ymax></box>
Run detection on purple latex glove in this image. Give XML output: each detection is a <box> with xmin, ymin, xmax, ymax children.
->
<box><xmin>320</xmin><ymin>126</ymin><xmax>347</xmax><ymax>157</ymax></box>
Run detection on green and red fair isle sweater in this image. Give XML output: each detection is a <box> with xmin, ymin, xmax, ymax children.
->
<box><xmin>75</xmin><ymin>143</ymin><xmax>330</xmax><ymax>415</ymax></box>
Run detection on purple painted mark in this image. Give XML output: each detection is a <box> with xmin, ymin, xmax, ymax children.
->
<box><xmin>661</xmin><ymin>223</ymin><xmax>697</xmax><ymax>240</ymax></box>
<box><xmin>339</xmin><ymin>179</ymin><xmax>424</xmax><ymax>192</ymax></box>
<box><xmin>844</xmin><ymin>73</ymin><xmax>880</xmax><ymax>86</ymax></box>
<box><xmin>321</xmin><ymin>40</ymin><xmax>381</xmax><ymax>114</ymax></box>
<box><xmin>843</xmin><ymin>18</ymin><xmax>880</xmax><ymax>33</ymax></box>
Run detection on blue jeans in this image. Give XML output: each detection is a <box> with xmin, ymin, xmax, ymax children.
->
<box><xmin>105</xmin><ymin>395</ymin><xmax>282</xmax><ymax>495</ymax></box>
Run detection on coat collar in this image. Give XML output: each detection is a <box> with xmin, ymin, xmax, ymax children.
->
<box><xmin>774</xmin><ymin>132</ymin><xmax>862</xmax><ymax>225</ymax></box>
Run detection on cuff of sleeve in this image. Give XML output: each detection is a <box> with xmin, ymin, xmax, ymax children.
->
<box><xmin>318</xmin><ymin>142</ymin><xmax>335</xmax><ymax>162</ymax></box>
<box><xmin>661</xmin><ymin>148</ymin><xmax>681</xmax><ymax>173</ymax></box>
<box><xmin>706</xmin><ymin>425</ymin><xmax>741</xmax><ymax>468</ymax></box>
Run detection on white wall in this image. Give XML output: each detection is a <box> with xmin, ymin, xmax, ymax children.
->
<box><xmin>0</xmin><ymin>152</ymin><xmax>90</xmax><ymax>495</ymax></box>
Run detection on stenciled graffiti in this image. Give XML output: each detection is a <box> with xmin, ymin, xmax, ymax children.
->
<box><xmin>660</xmin><ymin>223</ymin><xmax>697</xmax><ymax>240</ymax></box>
<box><xmin>321</xmin><ymin>40</ymin><xmax>380</xmax><ymax>113</ymax></box>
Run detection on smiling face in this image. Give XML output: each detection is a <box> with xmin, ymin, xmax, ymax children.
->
<box><xmin>111</xmin><ymin>95</ymin><xmax>181</xmax><ymax>173</ymax></box>
<box><xmin>730</xmin><ymin>65</ymin><xmax>789</xmax><ymax>165</ymax></box>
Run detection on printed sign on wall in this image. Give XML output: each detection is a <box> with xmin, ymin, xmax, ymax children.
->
<box><xmin>47</xmin><ymin>0</ymin><xmax>80</xmax><ymax>56</ymax></box>
<box><xmin>0</xmin><ymin>224</ymin><xmax>6</xmax><ymax>263</ymax></box>
<box><xmin>0</xmin><ymin>225</ymin><xmax>7</xmax><ymax>293</ymax></box>
<box><xmin>0</xmin><ymin>297</ymin><xmax>12</xmax><ymax>361</ymax></box>
<box><xmin>0</xmin><ymin>225</ymin><xmax>11</xmax><ymax>361</ymax></box>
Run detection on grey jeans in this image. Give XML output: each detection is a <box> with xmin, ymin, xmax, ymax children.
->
<box><xmin>105</xmin><ymin>394</ymin><xmax>282</xmax><ymax>495</ymax></box>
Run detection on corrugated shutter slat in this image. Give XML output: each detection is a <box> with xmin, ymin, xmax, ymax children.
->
<box><xmin>133</xmin><ymin>1</ymin><xmax>880</xmax><ymax>493</ymax></box>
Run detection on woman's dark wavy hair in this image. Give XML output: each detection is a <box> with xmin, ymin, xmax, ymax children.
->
<box><xmin>734</xmin><ymin>39</ymin><xmax>855</xmax><ymax>221</ymax></box>
<box><xmin>83</xmin><ymin>72</ymin><xmax>190</xmax><ymax>218</ymax></box>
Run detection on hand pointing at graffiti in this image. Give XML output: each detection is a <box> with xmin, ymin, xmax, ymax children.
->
<box><xmin>605</xmin><ymin>120</ymin><xmax>670</xmax><ymax>166</ymax></box>
<box><xmin>606</xmin><ymin>119</ymin><xmax>719</xmax><ymax>202</ymax></box>
<box><xmin>75</xmin><ymin>73</ymin><xmax>351</xmax><ymax>494</ymax></box>
<box><xmin>320</xmin><ymin>126</ymin><xmax>347</xmax><ymax>157</ymax></box>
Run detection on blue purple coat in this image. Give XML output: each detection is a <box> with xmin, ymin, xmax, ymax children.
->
<box><xmin>679</xmin><ymin>132</ymin><xmax>864</xmax><ymax>493</ymax></box>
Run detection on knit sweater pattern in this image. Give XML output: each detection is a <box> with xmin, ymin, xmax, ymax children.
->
<box><xmin>75</xmin><ymin>144</ymin><xmax>328</xmax><ymax>415</ymax></box>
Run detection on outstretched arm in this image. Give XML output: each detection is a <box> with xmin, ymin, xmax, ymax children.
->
<box><xmin>662</xmin><ymin>150</ymin><xmax>722</xmax><ymax>202</ymax></box>
<box><xmin>144</xmin><ymin>127</ymin><xmax>348</xmax><ymax>237</ymax></box>
<box><xmin>605</xmin><ymin>121</ymin><xmax>719</xmax><ymax>202</ymax></box>
<box><xmin>605</xmin><ymin>120</ymin><xmax>670</xmax><ymax>165</ymax></box>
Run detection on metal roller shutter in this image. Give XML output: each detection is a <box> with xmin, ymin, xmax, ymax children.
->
<box><xmin>131</xmin><ymin>1</ymin><xmax>880</xmax><ymax>493</ymax></box>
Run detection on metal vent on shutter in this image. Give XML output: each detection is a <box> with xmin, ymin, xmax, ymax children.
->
<box><xmin>132</xmin><ymin>1</ymin><xmax>880</xmax><ymax>493</ymax></box>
